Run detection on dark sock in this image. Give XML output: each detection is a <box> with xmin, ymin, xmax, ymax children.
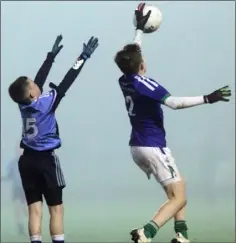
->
<box><xmin>143</xmin><ymin>220</ymin><xmax>159</xmax><ymax>239</ymax></box>
<box><xmin>31</xmin><ymin>241</ymin><xmax>41</xmax><ymax>243</ymax></box>
<box><xmin>174</xmin><ymin>220</ymin><xmax>188</xmax><ymax>239</ymax></box>
<box><xmin>52</xmin><ymin>241</ymin><xmax>64</xmax><ymax>243</ymax></box>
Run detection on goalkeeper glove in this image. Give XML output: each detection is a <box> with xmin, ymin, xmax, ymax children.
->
<box><xmin>81</xmin><ymin>36</ymin><xmax>99</xmax><ymax>60</ymax></box>
<box><xmin>135</xmin><ymin>3</ymin><xmax>151</xmax><ymax>31</ymax></box>
<box><xmin>204</xmin><ymin>85</ymin><xmax>231</xmax><ymax>104</ymax></box>
<box><xmin>50</xmin><ymin>35</ymin><xmax>63</xmax><ymax>58</ymax></box>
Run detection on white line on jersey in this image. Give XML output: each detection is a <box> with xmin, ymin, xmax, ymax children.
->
<box><xmin>135</xmin><ymin>75</ymin><xmax>158</xmax><ymax>91</ymax></box>
<box><xmin>139</xmin><ymin>79</ymin><xmax>155</xmax><ymax>91</ymax></box>
<box><xmin>145</xmin><ymin>78</ymin><xmax>158</xmax><ymax>87</ymax></box>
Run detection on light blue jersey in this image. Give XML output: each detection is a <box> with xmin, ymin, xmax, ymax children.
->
<box><xmin>19</xmin><ymin>89</ymin><xmax>61</xmax><ymax>151</ymax></box>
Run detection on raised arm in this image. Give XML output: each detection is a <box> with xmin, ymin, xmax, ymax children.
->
<box><xmin>49</xmin><ymin>36</ymin><xmax>99</xmax><ymax>111</ymax></box>
<box><xmin>34</xmin><ymin>35</ymin><xmax>63</xmax><ymax>92</ymax></box>
<box><xmin>133</xmin><ymin>3</ymin><xmax>151</xmax><ymax>46</ymax></box>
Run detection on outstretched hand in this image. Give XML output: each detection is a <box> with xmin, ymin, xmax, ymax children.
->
<box><xmin>204</xmin><ymin>85</ymin><xmax>231</xmax><ymax>104</ymax></box>
<box><xmin>135</xmin><ymin>3</ymin><xmax>151</xmax><ymax>31</ymax></box>
<box><xmin>51</xmin><ymin>35</ymin><xmax>63</xmax><ymax>57</ymax></box>
<box><xmin>81</xmin><ymin>36</ymin><xmax>99</xmax><ymax>60</ymax></box>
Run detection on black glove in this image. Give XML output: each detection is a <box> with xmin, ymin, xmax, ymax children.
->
<box><xmin>81</xmin><ymin>36</ymin><xmax>99</xmax><ymax>60</ymax></box>
<box><xmin>51</xmin><ymin>35</ymin><xmax>63</xmax><ymax>57</ymax></box>
<box><xmin>135</xmin><ymin>3</ymin><xmax>151</xmax><ymax>31</ymax></box>
<box><xmin>204</xmin><ymin>86</ymin><xmax>231</xmax><ymax>104</ymax></box>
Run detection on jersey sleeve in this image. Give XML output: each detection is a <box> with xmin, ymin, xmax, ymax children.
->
<box><xmin>47</xmin><ymin>55</ymin><xmax>87</xmax><ymax>111</ymax></box>
<box><xmin>134</xmin><ymin>76</ymin><xmax>171</xmax><ymax>103</ymax></box>
<box><xmin>34</xmin><ymin>52</ymin><xmax>54</xmax><ymax>92</ymax></box>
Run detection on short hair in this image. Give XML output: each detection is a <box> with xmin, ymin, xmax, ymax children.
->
<box><xmin>114</xmin><ymin>44</ymin><xmax>143</xmax><ymax>75</ymax></box>
<box><xmin>8</xmin><ymin>76</ymin><xmax>30</xmax><ymax>104</ymax></box>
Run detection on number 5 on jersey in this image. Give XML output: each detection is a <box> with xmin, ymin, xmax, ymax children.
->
<box><xmin>126</xmin><ymin>96</ymin><xmax>136</xmax><ymax>116</ymax></box>
<box><xmin>22</xmin><ymin>118</ymin><xmax>38</xmax><ymax>139</ymax></box>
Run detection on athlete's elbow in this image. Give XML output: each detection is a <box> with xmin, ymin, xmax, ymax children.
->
<box><xmin>168</xmin><ymin>103</ymin><xmax>186</xmax><ymax>110</ymax></box>
<box><xmin>171</xmin><ymin>106</ymin><xmax>178</xmax><ymax>110</ymax></box>
<box><xmin>164</xmin><ymin>100</ymin><xmax>179</xmax><ymax>110</ymax></box>
<box><xmin>168</xmin><ymin>104</ymin><xmax>180</xmax><ymax>110</ymax></box>
<box><xmin>165</xmin><ymin>97</ymin><xmax>185</xmax><ymax>110</ymax></box>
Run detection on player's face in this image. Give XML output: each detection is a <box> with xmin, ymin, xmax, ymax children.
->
<box><xmin>28</xmin><ymin>79</ymin><xmax>41</xmax><ymax>99</ymax></box>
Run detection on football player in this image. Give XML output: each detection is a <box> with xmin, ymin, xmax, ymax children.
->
<box><xmin>8</xmin><ymin>35</ymin><xmax>99</xmax><ymax>243</ymax></box>
<box><xmin>114</xmin><ymin>3</ymin><xmax>231</xmax><ymax>243</ymax></box>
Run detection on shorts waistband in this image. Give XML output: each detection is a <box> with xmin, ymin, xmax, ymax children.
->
<box><xmin>23</xmin><ymin>148</ymin><xmax>54</xmax><ymax>156</ymax></box>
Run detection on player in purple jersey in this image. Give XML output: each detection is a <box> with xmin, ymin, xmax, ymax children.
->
<box><xmin>114</xmin><ymin>4</ymin><xmax>231</xmax><ymax>243</ymax></box>
<box><xmin>8</xmin><ymin>35</ymin><xmax>99</xmax><ymax>243</ymax></box>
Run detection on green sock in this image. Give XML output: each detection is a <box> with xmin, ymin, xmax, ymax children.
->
<box><xmin>143</xmin><ymin>221</ymin><xmax>159</xmax><ymax>239</ymax></box>
<box><xmin>174</xmin><ymin>220</ymin><xmax>188</xmax><ymax>239</ymax></box>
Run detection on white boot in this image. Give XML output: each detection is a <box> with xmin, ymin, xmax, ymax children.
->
<box><xmin>130</xmin><ymin>228</ymin><xmax>152</xmax><ymax>243</ymax></box>
<box><xmin>171</xmin><ymin>232</ymin><xmax>190</xmax><ymax>243</ymax></box>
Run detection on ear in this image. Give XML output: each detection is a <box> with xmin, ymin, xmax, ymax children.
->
<box><xmin>140</xmin><ymin>62</ymin><xmax>145</xmax><ymax>71</ymax></box>
<box><xmin>29</xmin><ymin>91</ymin><xmax>34</xmax><ymax>99</ymax></box>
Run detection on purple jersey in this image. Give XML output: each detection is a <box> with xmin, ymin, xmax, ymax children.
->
<box><xmin>119</xmin><ymin>74</ymin><xmax>170</xmax><ymax>147</ymax></box>
<box><xmin>19</xmin><ymin>89</ymin><xmax>61</xmax><ymax>151</ymax></box>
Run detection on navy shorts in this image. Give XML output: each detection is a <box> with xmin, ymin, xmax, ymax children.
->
<box><xmin>18</xmin><ymin>149</ymin><xmax>66</xmax><ymax>206</ymax></box>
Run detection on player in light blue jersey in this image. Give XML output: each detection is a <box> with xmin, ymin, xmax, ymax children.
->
<box><xmin>114</xmin><ymin>4</ymin><xmax>231</xmax><ymax>243</ymax></box>
<box><xmin>8</xmin><ymin>35</ymin><xmax>99</xmax><ymax>243</ymax></box>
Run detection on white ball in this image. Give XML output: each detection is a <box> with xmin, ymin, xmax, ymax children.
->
<box><xmin>133</xmin><ymin>4</ymin><xmax>163</xmax><ymax>33</ymax></box>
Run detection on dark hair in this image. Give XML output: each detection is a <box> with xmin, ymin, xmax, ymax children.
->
<box><xmin>8</xmin><ymin>76</ymin><xmax>30</xmax><ymax>104</ymax></box>
<box><xmin>114</xmin><ymin>44</ymin><xmax>143</xmax><ymax>75</ymax></box>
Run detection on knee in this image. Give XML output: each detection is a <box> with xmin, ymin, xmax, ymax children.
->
<box><xmin>28</xmin><ymin>202</ymin><xmax>42</xmax><ymax>235</ymax></box>
<box><xmin>49</xmin><ymin>204</ymin><xmax>63</xmax><ymax>217</ymax></box>
<box><xmin>179</xmin><ymin>198</ymin><xmax>187</xmax><ymax>208</ymax></box>
<box><xmin>174</xmin><ymin>192</ymin><xmax>187</xmax><ymax>209</ymax></box>
<box><xmin>169</xmin><ymin>193</ymin><xmax>186</xmax><ymax>207</ymax></box>
<box><xmin>28</xmin><ymin>202</ymin><xmax>43</xmax><ymax>218</ymax></box>
<box><xmin>168</xmin><ymin>181</ymin><xmax>187</xmax><ymax>208</ymax></box>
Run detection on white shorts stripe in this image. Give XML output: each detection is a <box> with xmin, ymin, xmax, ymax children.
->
<box><xmin>52</xmin><ymin>152</ymin><xmax>66</xmax><ymax>187</ymax></box>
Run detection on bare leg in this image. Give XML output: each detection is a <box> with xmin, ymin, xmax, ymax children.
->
<box><xmin>174</xmin><ymin>174</ymin><xmax>186</xmax><ymax>221</ymax></box>
<box><xmin>152</xmin><ymin>180</ymin><xmax>187</xmax><ymax>227</ymax></box>
<box><xmin>45</xmin><ymin>187</ymin><xmax>65</xmax><ymax>243</ymax></box>
<box><xmin>172</xmin><ymin>177</ymin><xmax>189</xmax><ymax>241</ymax></box>
<box><xmin>131</xmin><ymin>180</ymin><xmax>187</xmax><ymax>243</ymax></box>
<box><xmin>48</xmin><ymin>204</ymin><xmax>64</xmax><ymax>236</ymax></box>
<box><xmin>175</xmin><ymin>206</ymin><xmax>185</xmax><ymax>221</ymax></box>
<box><xmin>173</xmin><ymin>207</ymin><xmax>189</xmax><ymax>241</ymax></box>
<box><xmin>28</xmin><ymin>201</ymin><xmax>43</xmax><ymax>242</ymax></box>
